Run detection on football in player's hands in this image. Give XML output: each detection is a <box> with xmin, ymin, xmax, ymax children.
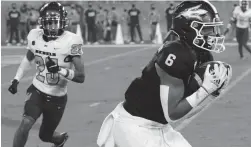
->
<box><xmin>46</xmin><ymin>56</ymin><xmax>59</xmax><ymax>73</ymax></box>
<box><xmin>187</xmin><ymin>61</ymin><xmax>232</xmax><ymax>97</ymax></box>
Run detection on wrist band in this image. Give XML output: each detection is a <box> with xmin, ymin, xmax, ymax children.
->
<box><xmin>67</xmin><ymin>69</ymin><xmax>75</xmax><ymax>80</ymax></box>
<box><xmin>201</xmin><ymin>85</ymin><xmax>210</xmax><ymax>95</ymax></box>
<box><xmin>186</xmin><ymin>87</ymin><xmax>209</xmax><ymax>108</ymax></box>
<box><xmin>59</xmin><ymin>68</ymin><xmax>74</xmax><ymax>80</ymax></box>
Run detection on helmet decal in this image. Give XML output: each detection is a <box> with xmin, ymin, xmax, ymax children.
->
<box><xmin>177</xmin><ymin>4</ymin><xmax>208</xmax><ymax>21</ymax></box>
<box><xmin>172</xmin><ymin>1</ymin><xmax>225</xmax><ymax>53</ymax></box>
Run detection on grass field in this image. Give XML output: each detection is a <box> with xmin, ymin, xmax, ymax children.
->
<box><xmin>1</xmin><ymin>43</ymin><xmax>251</xmax><ymax>147</ymax></box>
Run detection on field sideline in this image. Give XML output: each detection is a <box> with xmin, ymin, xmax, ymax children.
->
<box><xmin>1</xmin><ymin>44</ymin><xmax>251</xmax><ymax>147</ymax></box>
<box><xmin>2</xmin><ymin>42</ymin><xmax>251</xmax><ymax>49</ymax></box>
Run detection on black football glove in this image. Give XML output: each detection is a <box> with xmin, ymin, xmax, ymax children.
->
<box><xmin>46</xmin><ymin>56</ymin><xmax>60</xmax><ymax>73</ymax></box>
<box><xmin>8</xmin><ymin>79</ymin><xmax>19</xmax><ymax>94</ymax></box>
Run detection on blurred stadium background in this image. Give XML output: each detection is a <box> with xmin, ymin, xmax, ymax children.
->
<box><xmin>1</xmin><ymin>0</ymin><xmax>241</xmax><ymax>45</ymax></box>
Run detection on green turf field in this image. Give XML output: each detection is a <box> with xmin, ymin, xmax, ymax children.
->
<box><xmin>2</xmin><ymin>43</ymin><xmax>251</xmax><ymax>147</ymax></box>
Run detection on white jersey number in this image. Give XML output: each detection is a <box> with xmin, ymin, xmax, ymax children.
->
<box><xmin>35</xmin><ymin>55</ymin><xmax>60</xmax><ymax>85</ymax></box>
<box><xmin>165</xmin><ymin>54</ymin><xmax>176</xmax><ymax>66</ymax></box>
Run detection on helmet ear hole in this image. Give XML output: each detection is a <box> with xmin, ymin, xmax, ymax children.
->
<box><xmin>192</xmin><ymin>22</ymin><xmax>198</xmax><ymax>28</ymax></box>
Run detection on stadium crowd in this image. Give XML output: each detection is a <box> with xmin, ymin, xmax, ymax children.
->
<box><xmin>4</xmin><ymin>1</ymin><xmax>178</xmax><ymax>46</ymax></box>
<box><xmin>4</xmin><ymin>1</ymin><xmax>239</xmax><ymax>46</ymax></box>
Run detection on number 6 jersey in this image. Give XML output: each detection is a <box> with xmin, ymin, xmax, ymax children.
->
<box><xmin>27</xmin><ymin>29</ymin><xmax>83</xmax><ymax>96</ymax></box>
<box><xmin>124</xmin><ymin>40</ymin><xmax>213</xmax><ymax>124</ymax></box>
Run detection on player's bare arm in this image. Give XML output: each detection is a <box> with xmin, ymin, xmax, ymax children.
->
<box><xmin>8</xmin><ymin>50</ymin><xmax>35</xmax><ymax>94</ymax></box>
<box><xmin>68</xmin><ymin>55</ymin><xmax>85</xmax><ymax>83</ymax></box>
<box><xmin>156</xmin><ymin>63</ymin><xmax>192</xmax><ymax>120</ymax></box>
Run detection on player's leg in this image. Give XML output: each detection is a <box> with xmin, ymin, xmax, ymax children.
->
<box><xmin>38</xmin><ymin>94</ymin><xmax>68</xmax><ymax>146</ymax></box>
<box><xmin>13</xmin><ymin>86</ymin><xmax>43</xmax><ymax>147</ymax></box>
<box><xmin>9</xmin><ymin>25</ymin><xmax>15</xmax><ymax>44</ymax></box>
<box><xmin>236</xmin><ymin>27</ymin><xmax>244</xmax><ymax>58</ymax></box>
<box><xmin>113</xmin><ymin>121</ymin><xmax>149</xmax><ymax>147</ymax></box>
<box><xmin>152</xmin><ymin>23</ymin><xmax>157</xmax><ymax>41</ymax></box>
<box><xmin>136</xmin><ymin>24</ymin><xmax>143</xmax><ymax>42</ymax></box>
<box><xmin>15</xmin><ymin>27</ymin><xmax>20</xmax><ymax>44</ymax></box>
<box><xmin>87</xmin><ymin>25</ymin><xmax>92</xmax><ymax>43</ymax></box>
<box><xmin>242</xmin><ymin>28</ymin><xmax>251</xmax><ymax>54</ymax></box>
<box><xmin>162</xmin><ymin>125</ymin><xmax>192</xmax><ymax>147</ymax></box>
<box><xmin>92</xmin><ymin>25</ymin><xmax>97</xmax><ymax>43</ymax></box>
<box><xmin>107</xmin><ymin>103</ymin><xmax>160</xmax><ymax>147</ymax></box>
<box><xmin>130</xmin><ymin>24</ymin><xmax>135</xmax><ymax>42</ymax></box>
<box><xmin>81</xmin><ymin>23</ymin><xmax>86</xmax><ymax>44</ymax></box>
<box><xmin>150</xmin><ymin>24</ymin><xmax>154</xmax><ymax>41</ymax></box>
<box><xmin>113</xmin><ymin>119</ymin><xmax>192</xmax><ymax>147</ymax></box>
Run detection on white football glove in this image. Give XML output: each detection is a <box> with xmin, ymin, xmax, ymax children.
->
<box><xmin>217</xmin><ymin>62</ymin><xmax>232</xmax><ymax>94</ymax></box>
<box><xmin>202</xmin><ymin>62</ymin><xmax>228</xmax><ymax>95</ymax></box>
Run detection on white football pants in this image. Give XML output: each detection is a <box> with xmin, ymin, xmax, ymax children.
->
<box><xmin>97</xmin><ymin>102</ymin><xmax>192</xmax><ymax>147</ymax></box>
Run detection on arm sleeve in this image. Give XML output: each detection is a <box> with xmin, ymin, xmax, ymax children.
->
<box><xmin>156</xmin><ymin>43</ymin><xmax>192</xmax><ymax>79</ymax></box>
<box><xmin>26</xmin><ymin>29</ymin><xmax>36</xmax><ymax>53</ymax></box>
<box><xmin>232</xmin><ymin>7</ymin><xmax>239</xmax><ymax>19</ymax></box>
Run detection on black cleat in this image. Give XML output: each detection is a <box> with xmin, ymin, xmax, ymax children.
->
<box><xmin>52</xmin><ymin>132</ymin><xmax>69</xmax><ymax>147</ymax></box>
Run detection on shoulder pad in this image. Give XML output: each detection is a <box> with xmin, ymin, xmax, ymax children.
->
<box><xmin>156</xmin><ymin>41</ymin><xmax>195</xmax><ymax>79</ymax></box>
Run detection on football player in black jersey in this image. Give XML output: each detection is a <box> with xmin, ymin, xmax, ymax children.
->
<box><xmin>97</xmin><ymin>1</ymin><xmax>231</xmax><ymax>147</ymax></box>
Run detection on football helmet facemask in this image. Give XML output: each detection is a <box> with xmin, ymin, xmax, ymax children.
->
<box><xmin>38</xmin><ymin>2</ymin><xmax>68</xmax><ymax>39</ymax></box>
<box><xmin>172</xmin><ymin>0</ymin><xmax>225</xmax><ymax>53</ymax></box>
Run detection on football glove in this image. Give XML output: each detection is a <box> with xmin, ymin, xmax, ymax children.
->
<box><xmin>202</xmin><ymin>63</ymin><xmax>228</xmax><ymax>95</ymax></box>
<box><xmin>46</xmin><ymin>56</ymin><xmax>60</xmax><ymax>73</ymax></box>
<box><xmin>214</xmin><ymin>62</ymin><xmax>232</xmax><ymax>95</ymax></box>
<box><xmin>8</xmin><ymin>79</ymin><xmax>19</xmax><ymax>94</ymax></box>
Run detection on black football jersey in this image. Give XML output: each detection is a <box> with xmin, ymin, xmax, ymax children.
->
<box><xmin>124</xmin><ymin>40</ymin><xmax>213</xmax><ymax>124</ymax></box>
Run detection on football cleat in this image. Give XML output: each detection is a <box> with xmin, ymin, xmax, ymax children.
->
<box><xmin>52</xmin><ymin>132</ymin><xmax>69</xmax><ymax>147</ymax></box>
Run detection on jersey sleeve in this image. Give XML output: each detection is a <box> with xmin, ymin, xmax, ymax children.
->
<box><xmin>68</xmin><ymin>35</ymin><xmax>84</xmax><ymax>56</ymax></box>
<box><xmin>26</xmin><ymin>29</ymin><xmax>38</xmax><ymax>53</ymax></box>
<box><xmin>232</xmin><ymin>6</ymin><xmax>240</xmax><ymax>19</ymax></box>
<box><xmin>156</xmin><ymin>42</ymin><xmax>193</xmax><ymax>79</ymax></box>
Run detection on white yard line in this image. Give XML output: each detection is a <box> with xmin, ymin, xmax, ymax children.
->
<box><xmin>1</xmin><ymin>46</ymin><xmax>155</xmax><ymax>87</ymax></box>
<box><xmin>176</xmin><ymin>67</ymin><xmax>251</xmax><ymax>131</ymax></box>
<box><xmin>89</xmin><ymin>103</ymin><xmax>101</xmax><ymax>107</ymax></box>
